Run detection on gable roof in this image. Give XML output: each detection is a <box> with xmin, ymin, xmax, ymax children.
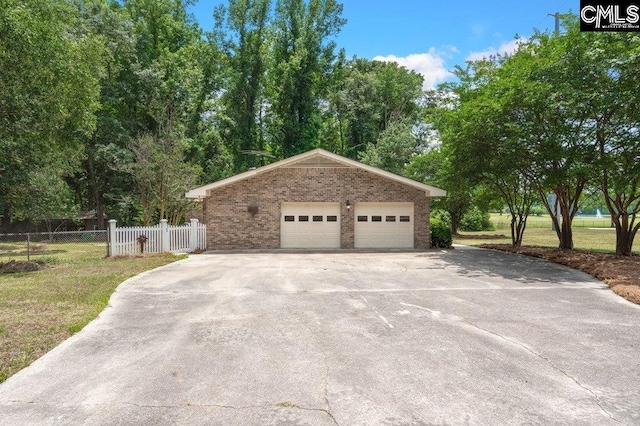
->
<box><xmin>185</xmin><ymin>148</ymin><xmax>446</xmax><ymax>198</ymax></box>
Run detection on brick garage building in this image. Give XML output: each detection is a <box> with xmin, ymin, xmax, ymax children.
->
<box><xmin>186</xmin><ymin>149</ymin><xmax>446</xmax><ymax>250</ymax></box>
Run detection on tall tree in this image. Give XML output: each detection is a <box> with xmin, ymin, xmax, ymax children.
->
<box><xmin>267</xmin><ymin>0</ymin><xmax>345</xmax><ymax>158</ymax></box>
<box><xmin>519</xmin><ymin>26</ymin><xmax>594</xmax><ymax>250</ymax></box>
<box><xmin>73</xmin><ymin>0</ymin><xmax>139</xmax><ymax>228</ymax></box>
<box><xmin>458</xmin><ymin>26</ymin><xmax>594</xmax><ymax>250</ymax></box>
<box><xmin>321</xmin><ymin>57</ymin><xmax>424</xmax><ymax>158</ymax></box>
<box><xmin>124</xmin><ymin>0</ymin><xmax>205</xmax><ymax>135</ymax></box>
<box><xmin>0</xmin><ymin>0</ymin><xmax>104</xmax><ymax>222</ymax></box>
<box><xmin>436</xmin><ymin>60</ymin><xmax>536</xmax><ymax>246</ymax></box>
<box><xmin>584</xmin><ymin>29</ymin><xmax>640</xmax><ymax>255</ymax></box>
<box><xmin>214</xmin><ymin>0</ymin><xmax>271</xmax><ymax>172</ymax></box>
<box><xmin>78</xmin><ymin>0</ymin><xmax>214</xmax><ymax>225</ymax></box>
<box><xmin>126</xmin><ymin>119</ymin><xmax>200</xmax><ymax>226</ymax></box>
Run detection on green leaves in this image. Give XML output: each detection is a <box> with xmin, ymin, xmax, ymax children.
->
<box><xmin>0</xmin><ymin>0</ymin><xmax>104</xmax><ymax>220</ymax></box>
<box><xmin>126</xmin><ymin>128</ymin><xmax>200</xmax><ymax>225</ymax></box>
<box><xmin>359</xmin><ymin>120</ymin><xmax>417</xmax><ymax>175</ymax></box>
<box><xmin>268</xmin><ymin>0</ymin><xmax>345</xmax><ymax>158</ymax></box>
<box><xmin>431</xmin><ymin>14</ymin><xmax>640</xmax><ymax>253</ymax></box>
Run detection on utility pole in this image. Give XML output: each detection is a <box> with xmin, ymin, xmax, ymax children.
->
<box><xmin>548</xmin><ymin>12</ymin><xmax>560</xmax><ymax>35</ymax></box>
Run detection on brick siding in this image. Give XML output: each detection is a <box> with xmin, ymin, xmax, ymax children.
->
<box><xmin>203</xmin><ymin>167</ymin><xmax>431</xmax><ymax>249</ymax></box>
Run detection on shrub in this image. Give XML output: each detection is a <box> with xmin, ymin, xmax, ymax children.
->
<box><xmin>530</xmin><ymin>204</ymin><xmax>546</xmax><ymax>217</ymax></box>
<box><xmin>431</xmin><ymin>209</ymin><xmax>451</xmax><ymax>227</ymax></box>
<box><xmin>431</xmin><ymin>218</ymin><xmax>452</xmax><ymax>248</ymax></box>
<box><xmin>459</xmin><ymin>207</ymin><xmax>494</xmax><ymax>232</ymax></box>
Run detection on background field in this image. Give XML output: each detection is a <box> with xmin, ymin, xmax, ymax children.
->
<box><xmin>490</xmin><ymin>213</ymin><xmax>612</xmax><ymax>229</ymax></box>
<box><xmin>0</xmin><ymin>231</ymin><xmax>108</xmax><ymax>263</ymax></box>
<box><xmin>455</xmin><ymin>214</ymin><xmax>638</xmax><ymax>255</ymax></box>
<box><xmin>0</xmin><ymin>241</ymin><xmax>107</xmax><ymax>263</ymax></box>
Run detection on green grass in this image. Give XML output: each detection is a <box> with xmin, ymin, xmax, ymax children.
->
<box><xmin>0</xmin><ymin>240</ymin><xmax>108</xmax><ymax>263</ymax></box>
<box><xmin>455</xmin><ymin>222</ymin><xmax>639</xmax><ymax>255</ymax></box>
<box><xmin>490</xmin><ymin>213</ymin><xmax>612</xmax><ymax>229</ymax></box>
<box><xmin>0</xmin><ymin>243</ymin><xmax>185</xmax><ymax>383</ymax></box>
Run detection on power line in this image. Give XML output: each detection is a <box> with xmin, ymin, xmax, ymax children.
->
<box><xmin>547</xmin><ymin>12</ymin><xmax>560</xmax><ymax>35</ymax></box>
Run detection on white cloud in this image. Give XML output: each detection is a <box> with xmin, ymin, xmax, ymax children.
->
<box><xmin>466</xmin><ymin>38</ymin><xmax>526</xmax><ymax>62</ymax></box>
<box><xmin>373</xmin><ymin>48</ymin><xmax>452</xmax><ymax>90</ymax></box>
<box><xmin>470</xmin><ymin>23</ymin><xmax>487</xmax><ymax>38</ymax></box>
<box><xmin>441</xmin><ymin>45</ymin><xmax>459</xmax><ymax>56</ymax></box>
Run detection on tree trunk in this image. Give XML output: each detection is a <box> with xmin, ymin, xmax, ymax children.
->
<box><xmin>510</xmin><ymin>215</ymin><xmax>526</xmax><ymax>247</ymax></box>
<box><xmin>615</xmin><ymin>226</ymin><xmax>633</xmax><ymax>256</ymax></box>
<box><xmin>86</xmin><ymin>149</ymin><xmax>97</xmax><ymax>210</ymax></box>
<box><xmin>541</xmin><ymin>189</ymin><xmax>575</xmax><ymax>250</ymax></box>
<box><xmin>96</xmin><ymin>195</ymin><xmax>105</xmax><ymax>230</ymax></box>
<box><xmin>45</xmin><ymin>218</ymin><xmax>53</xmax><ymax>241</ymax></box>
<box><xmin>86</xmin><ymin>147</ymin><xmax>106</xmax><ymax>229</ymax></box>
<box><xmin>612</xmin><ymin>213</ymin><xmax>639</xmax><ymax>256</ymax></box>
<box><xmin>451</xmin><ymin>216</ymin><xmax>460</xmax><ymax>235</ymax></box>
<box><xmin>510</xmin><ymin>220</ymin><xmax>519</xmax><ymax>246</ymax></box>
<box><xmin>559</xmin><ymin>220</ymin><xmax>573</xmax><ymax>250</ymax></box>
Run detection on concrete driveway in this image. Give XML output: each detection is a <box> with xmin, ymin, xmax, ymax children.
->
<box><xmin>1</xmin><ymin>247</ymin><xmax>639</xmax><ymax>425</ymax></box>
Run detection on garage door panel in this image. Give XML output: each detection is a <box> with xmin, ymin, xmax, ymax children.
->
<box><xmin>281</xmin><ymin>203</ymin><xmax>340</xmax><ymax>248</ymax></box>
<box><xmin>354</xmin><ymin>203</ymin><xmax>414</xmax><ymax>248</ymax></box>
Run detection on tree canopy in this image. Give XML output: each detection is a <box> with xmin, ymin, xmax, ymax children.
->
<box><xmin>427</xmin><ymin>16</ymin><xmax>640</xmax><ymax>254</ymax></box>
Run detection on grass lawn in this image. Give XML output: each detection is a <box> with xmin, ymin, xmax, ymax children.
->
<box><xmin>454</xmin><ymin>227</ymin><xmax>636</xmax><ymax>254</ymax></box>
<box><xmin>0</xmin><ymin>243</ymin><xmax>184</xmax><ymax>383</ymax></box>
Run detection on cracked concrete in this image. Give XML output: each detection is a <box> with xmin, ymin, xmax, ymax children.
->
<box><xmin>461</xmin><ymin>319</ymin><xmax>628</xmax><ymax>426</ymax></box>
<box><xmin>1</xmin><ymin>247</ymin><xmax>639</xmax><ymax>425</ymax></box>
<box><xmin>319</xmin><ymin>348</ymin><xmax>339</xmax><ymax>426</ymax></box>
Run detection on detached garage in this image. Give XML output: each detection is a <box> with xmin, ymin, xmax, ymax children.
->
<box><xmin>186</xmin><ymin>149</ymin><xmax>446</xmax><ymax>250</ymax></box>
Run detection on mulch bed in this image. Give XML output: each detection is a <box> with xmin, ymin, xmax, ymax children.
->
<box><xmin>108</xmin><ymin>253</ymin><xmax>170</xmax><ymax>260</ymax></box>
<box><xmin>456</xmin><ymin>234</ymin><xmax>507</xmax><ymax>239</ymax></box>
<box><xmin>479</xmin><ymin>244</ymin><xmax>640</xmax><ymax>305</ymax></box>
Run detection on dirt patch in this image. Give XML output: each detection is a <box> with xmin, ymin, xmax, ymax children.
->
<box><xmin>0</xmin><ymin>260</ymin><xmax>45</xmax><ymax>274</ymax></box>
<box><xmin>480</xmin><ymin>244</ymin><xmax>640</xmax><ymax>305</ymax></box>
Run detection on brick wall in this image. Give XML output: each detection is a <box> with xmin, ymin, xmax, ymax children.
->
<box><xmin>203</xmin><ymin>167</ymin><xmax>431</xmax><ymax>249</ymax></box>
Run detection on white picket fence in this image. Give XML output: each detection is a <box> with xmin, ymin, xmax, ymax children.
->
<box><xmin>108</xmin><ymin>219</ymin><xmax>206</xmax><ymax>256</ymax></box>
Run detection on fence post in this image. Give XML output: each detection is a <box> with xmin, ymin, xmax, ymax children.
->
<box><xmin>189</xmin><ymin>218</ymin><xmax>199</xmax><ymax>252</ymax></box>
<box><xmin>160</xmin><ymin>219</ymin><xmax>169</xmax><ymax>253</ymax></box>
<box><xmin>108</xmin><ymin>219</ymin><xmax>117</xmax><ymax>257</ymax></box>
<box><xmin>27</xmin><ymin>233</ymin><xmax>30</xmax><ymax>262</ymax></box>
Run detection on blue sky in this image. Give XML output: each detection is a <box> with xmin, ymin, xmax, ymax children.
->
<box><xmin>189</xmin><ymin>0</ymin><xmax>576</xmax><ymax>88</ymax></box>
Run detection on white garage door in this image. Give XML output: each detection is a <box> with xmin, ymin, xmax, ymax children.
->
<box><xmin>354</xmin><ymin>202</ymin><xmax>414</xmax><ymax>248</ymax></box>
<box><xmin>281</xmin><ymin>203</ymin><xmax>341</xmax><ymax>248</ymax></box>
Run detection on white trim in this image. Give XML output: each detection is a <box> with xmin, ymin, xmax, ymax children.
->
<box><xmin>185</xmin><ymin>148</ymin><xmax>446</xmax><ymax>198</ymax></box>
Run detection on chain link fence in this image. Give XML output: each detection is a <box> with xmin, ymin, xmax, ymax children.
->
<box><xmin>0</xmin><ymin>230</ymin><xmax>108</xmax><ymax>263</ymax></box>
